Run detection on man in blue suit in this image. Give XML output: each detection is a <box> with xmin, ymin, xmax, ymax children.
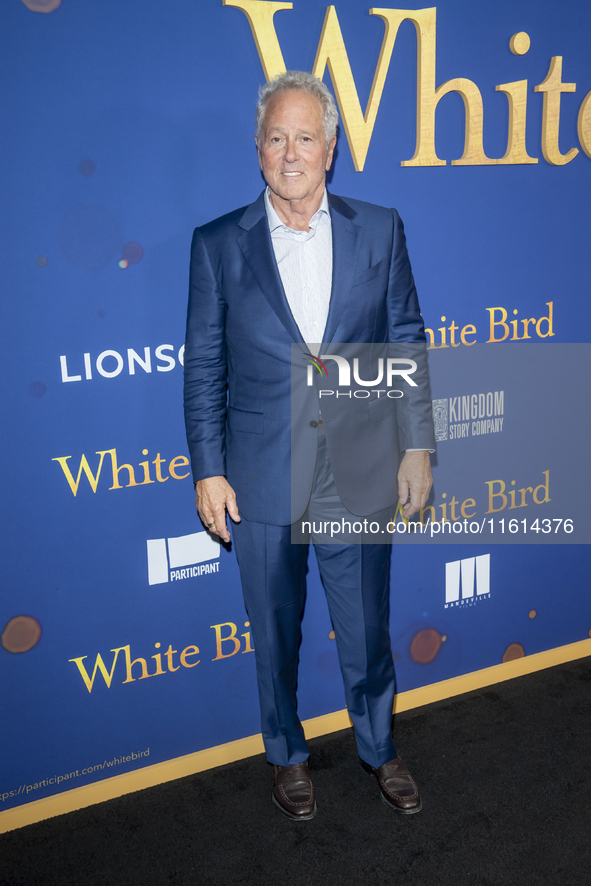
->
<box><xmin>184</xmin><ymin>71</ymin><xmax>435</xmax><ymax>820</ymax></box>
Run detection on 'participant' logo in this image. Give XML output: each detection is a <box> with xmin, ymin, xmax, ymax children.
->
<box><xmin>147</xmin><ymin>531</ymin><xmax>220</xmax><ymax>585</ymax></box>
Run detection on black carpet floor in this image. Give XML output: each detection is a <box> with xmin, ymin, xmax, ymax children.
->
<box><xmin>1</xmin><ymin>657</ymin><xmax>590</xmax><ymax>886</ymax></box>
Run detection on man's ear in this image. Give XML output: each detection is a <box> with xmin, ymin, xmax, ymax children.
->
<box><xmin>325</xmin><ymin>134</ymin><xmax>337</xmax><ymax>171</ymax></box>
<box><xmin>255</xmin><ymin>135</ymin><xmax>263</xmax><ymax>170</ymax></box>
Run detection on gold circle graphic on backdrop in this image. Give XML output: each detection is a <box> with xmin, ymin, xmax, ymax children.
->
<box><xmin>502</xmin><ymin>642</ymin><xmax>525</xmax><ymax>663</ymax></box>
<box><xmin>2</xmin><ymin>616</ymin><xmax>42</xmax><ymax>654</ymax></box>
<box><xmin>20</xmin><ymin>0</ymin><xmax>61</xmax><ymax>12</ymax></box>
<box><xmin>410</xmin><ymin>628</ymin><xmax>444</xmax><ymax>664</ymax></box>
<box><xmin>510</xmin><ymin>32</ymin><xmax>531</xmax><ymax>55</ymax></box>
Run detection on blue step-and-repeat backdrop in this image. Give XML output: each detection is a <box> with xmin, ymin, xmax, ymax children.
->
<box><xmin>2</xmin><ymin>0</ymin><xmax>590</xmax><ymax>814</ymax></box>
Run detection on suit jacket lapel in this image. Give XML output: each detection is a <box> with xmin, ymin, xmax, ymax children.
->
<box><xmin>323</xmin><ymin>192</ymin><xmax>361</xmax><ymax>346</ymax></box>
<box><xmin>236</xmin><ymin>190</ymin><xmax>362</xmax><ymax>348</ymax></box>
<box><xmin>237</xmin><ymin>193</ymin><xmax>304</xmax><ymax>345</ymax></box>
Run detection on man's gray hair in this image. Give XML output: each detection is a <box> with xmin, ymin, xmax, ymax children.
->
<box><xmin>255</xmin><ymin>71</ymin><xmax>339</xmax><ymax>146</ymax></box>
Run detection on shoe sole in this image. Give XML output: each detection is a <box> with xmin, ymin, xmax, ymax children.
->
<box><xmin>272</xmin><ymin>793</ymin><xmax>318</xmax><ymax>821</ymax></box>
<box><xmin>380</xmin><ymin>794</ymin><xmax>422</xmax><ymax>814</ymax></box>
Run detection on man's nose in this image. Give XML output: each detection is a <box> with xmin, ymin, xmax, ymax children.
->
<box><xmin>283</xmin><ymin>137</ymin><xmax>299</xmax><ymax>162</ymax></box>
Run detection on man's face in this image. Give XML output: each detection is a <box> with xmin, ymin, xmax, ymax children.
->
<box><xmin>256</xmin><ymin>90</ymin><xmax>336</xmax><ymax>209</ymax></box>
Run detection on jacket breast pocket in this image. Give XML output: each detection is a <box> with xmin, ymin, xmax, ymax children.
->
<box><xmin>351</xmin><ymin>258</ymin><xmax>387</xmax><ymax>289</ymax></box>
<box><xmin>227</xmin><ymin>406</ymin><xmax>264</xmax><ymax>434</ymax></box>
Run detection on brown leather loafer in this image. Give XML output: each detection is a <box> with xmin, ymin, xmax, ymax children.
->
<box><xmin>272</xmin><ymin>761</ymin><xmax>317</xmax><ymax>820</ymax></box>
<box><xmin>361</xmin><ymin>756</ymin><xmax>422</xmax><ymax>814</ymax></box>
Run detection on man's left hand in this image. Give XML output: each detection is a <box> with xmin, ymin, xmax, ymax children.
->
<box><xmin>397</xmin><ymin>451</ymin><xmax>433</xmax><ymax>518</ymax></box>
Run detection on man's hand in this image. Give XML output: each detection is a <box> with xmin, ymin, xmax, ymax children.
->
<box><xmin>195</xmin><ymin>476</ymin><xmax>241</xmax><ymax>543</ymax></box>
<box><xmin>397</xmin><ymin>451</ymin><xmax>433</xmax><ymax>519</ymax></box>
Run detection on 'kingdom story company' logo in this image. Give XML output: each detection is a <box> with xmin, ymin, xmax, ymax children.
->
<box><xmin>433</xmin><ymin>391</ymin><xmax>505</xmax><ymax>442</ymax></box>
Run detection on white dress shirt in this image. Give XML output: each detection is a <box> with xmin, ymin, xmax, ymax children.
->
<box><xmin>264</xmin><ymin>187</ymin><xmax>332</xmax><ymax>356</ymax></box>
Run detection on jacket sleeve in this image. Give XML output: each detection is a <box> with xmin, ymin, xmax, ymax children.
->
<box><xmin>386</xmin><ymin>209</ymin><xmax>436</xmax><ymax>453</ymax></box>
<box><xmin>183</xmin><ymin>227</ymin><xmax>228</xmax><ymax>482</ymax></box>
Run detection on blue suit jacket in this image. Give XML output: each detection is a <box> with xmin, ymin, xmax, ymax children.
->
<box><xmin>184</xmin><ymin>190</ymin><xmax>436</xmax><ymax>525</ymax></box>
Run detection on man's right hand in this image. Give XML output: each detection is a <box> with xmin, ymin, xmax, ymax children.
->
<box><xmin>195</xmin><ymin>476</ymin><xmax>241</xmax><ymax>543</ymax></box>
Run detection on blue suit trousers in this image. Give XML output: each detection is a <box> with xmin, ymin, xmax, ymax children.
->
<box><xmin>232</xmin><ymin>433</ymin><xmax>397</xmax><ymax>769</ymax></box>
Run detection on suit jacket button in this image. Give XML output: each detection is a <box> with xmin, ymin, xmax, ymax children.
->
<box><xmin>309</xmin><ymin>420</ymin><xmax>318</xmax><ymax>428</ymax></box>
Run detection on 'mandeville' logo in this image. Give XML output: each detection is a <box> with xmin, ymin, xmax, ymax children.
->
<box><xmin>445</xmin><ymin>554</ymin><xmax>490</xmax><ymax>608</ymax></box>
<box><xmin>433</xmin><ymin>391</ymin><xmax>504</xmax><ymax>441</ymax></box>
<box><xmin>147</xmin><ymin>531</ymin><xmax>220</xmax><ymax>585</ymax></box>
